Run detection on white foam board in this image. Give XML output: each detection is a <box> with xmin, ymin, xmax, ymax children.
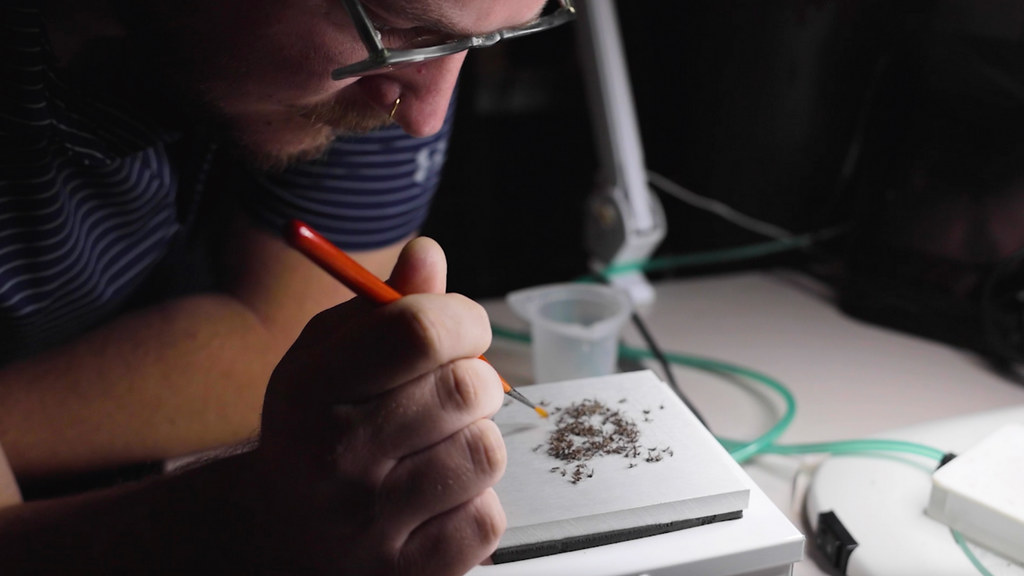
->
<box><xmin>491</xmin><ymin>370</ymin><xmax>751</xmax><ymax>561</ymax></box>
<box><xmin>471</xmin><ymin>484</ymin><xmax>802</xmax><ymax>576</ymax></box>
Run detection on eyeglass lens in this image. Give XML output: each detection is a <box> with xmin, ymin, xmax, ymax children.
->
<box><xmin>332</xmin><ymin>0</ymin><xmax>575</xmax><ymax>80</ymax></box>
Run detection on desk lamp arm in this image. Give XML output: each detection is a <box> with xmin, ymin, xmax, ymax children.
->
<box><xmin>576</xmin><ymin>0</ymin><xmax>666</xmax><ymax>306</ymax></box>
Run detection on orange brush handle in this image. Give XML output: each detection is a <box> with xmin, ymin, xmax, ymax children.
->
<box><xmin>288</xmin><ymin>221</ymin><xmax>521</xmax><ymax>398</ymax></box>
<box><xmin>290</xmin><ymin>221</ymin><xmax>403</xmax><ymax>303</ymax></box>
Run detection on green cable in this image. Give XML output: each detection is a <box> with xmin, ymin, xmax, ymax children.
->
<box><xmin>492</xmin><ymin>324</ymin><xmax>530</xmax><ymax>345</ymax></box>
<box><xmin>735</xmin><ymin>438</ymin><xmax>947</xmax><ymax>461</ymax></box>
<box><xmin>621</xmin><ymin>344</ymin><xmax>987</xmax><ymax>575</ymax></box>
<box><xmin>499</xmin><ymin>327</ymin><xmax>943</xmax><ymax>463</ymax></box>
<box><xmin>617</xmin><ymin>342</ymin><xmax>797</xmax><ymax>463</ymax></box>
<box><xmin>578</xmin><ymin>228</ymin><xmax>842</xmax><ymax>283</ymax></box>
<box><xmin>621</xmin><ymin>341</ymin><xmax>987</xmax><ymax>576</ymax></box>
<box><xmin>953</xmin><ymin>530</ymin><xmax>996</xmax><ymax>576</ymax></box>
<box><xmin>498</xmin><ymin>291</ymin><xmax>940</xmax><ymax>465</ymax></box>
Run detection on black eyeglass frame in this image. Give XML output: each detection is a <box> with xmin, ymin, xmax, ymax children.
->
<box><xmin>331</xmin><ymin>0</ymin><xmax>577</xmax><ymax>81</ymax></box>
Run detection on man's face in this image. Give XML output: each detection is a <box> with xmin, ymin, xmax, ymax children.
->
<box><xmin>130</xmin><ymin>0</ymin><xmax>547</xmax><ymax>169</ymax></box>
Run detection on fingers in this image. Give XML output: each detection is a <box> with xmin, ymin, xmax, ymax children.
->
<box><xmin>273</xmin><ymin>290</ymin><xmax>493</xmax><ymax>407</ymax></box>
<box><xmin>269</xmin><ymin>234</ymin><xmax>474</xmax><ymax>408</ymax></box>
<box><xmin>388</xmin><ymin>236</ymin><xmax>447</xmax><ymax>296</ymax></box>
<box><xmin>358</xmin><ymin>358</ymin><xmax>504</xmax><ymax>459</ymax></box>
<box><xmin>328</xmin><ymin>357</ymin><xmax>503</xmax><ymax>500</ymax></box>
<box><xmin>398</xmin><ymin>489</ymin><xmax>507</xmax><ymax>576</ymax></box>
<box><xmin>344</xmin><ymin>292</ymin><xmax>494</xmax><ymax>400</ymax></box>
<box><xmin>377</xmin><ymin>418</ymin><xmax>506</xmax><ymax>537</ymax></box>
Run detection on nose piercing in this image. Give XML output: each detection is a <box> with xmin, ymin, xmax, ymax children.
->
<box><xmin>389</xmin><ymin>97</ymin><xmax>401</xmax><ymax>121</ymax></box>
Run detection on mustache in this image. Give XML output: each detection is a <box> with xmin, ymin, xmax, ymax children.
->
<box><xmin>299</xmin><ymin>95</ymin><xmax>394</xmax><ymax>135</ymax></box>
<box><xmin>242</xmin><ymin>96</ymin><xmax>396</xmax><ymax>172</ymax></box>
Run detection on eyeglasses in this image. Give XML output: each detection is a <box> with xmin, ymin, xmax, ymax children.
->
<box><xmin>331</xmin><ymin>0</ymin><xmax>576</xmax><ymax>81</ymax></box>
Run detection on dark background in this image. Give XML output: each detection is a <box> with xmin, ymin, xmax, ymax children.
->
<box><xmin>422</xmin><ymin>1</ymin><xmax>1024</xmax><ymax>359</ymax></box>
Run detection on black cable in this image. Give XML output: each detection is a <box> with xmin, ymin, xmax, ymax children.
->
<box><xmin>625</xmin><ymin>309</ymin><xmax>710</xmax><ymax>430</ymax></box>
<box><xmin>590</xmin><ymin>272</ymin><xmax>710</xmax><ymax>429</ymax></box>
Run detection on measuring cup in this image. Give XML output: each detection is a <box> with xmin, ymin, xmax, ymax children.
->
<box><xmin>506</xmin><ymin>282</ymin><xmax>632</xmax><ymax>383</ymax></box>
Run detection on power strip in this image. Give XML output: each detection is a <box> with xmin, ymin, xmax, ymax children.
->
<box><xmin>927</xmin><ymin>424</ymin><xmax>1024</xmax><ymax>565</ymax></box>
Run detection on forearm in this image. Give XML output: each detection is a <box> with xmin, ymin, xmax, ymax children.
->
<box><xmin>0</xmin><ymin>442</ymin><xmax>21</xmax><ymax>507</ymax></box>
<box><xmin>0</xmin><ymin>219</ymin><xmax>408</xmax><ymax>480</ymax></box>
<box><xmin>0</xmin><ymin>294</ymin><xmax>281</xmax><ymax>478</ymax></box>
<box><xmin>0</xmin><ymin>451</ymin><xmax>266</xmax><ymax>574</ymax></box>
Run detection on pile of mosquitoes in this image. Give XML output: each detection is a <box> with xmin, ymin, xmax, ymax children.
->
<box><xmin>532</xmin><ymin>397</ymin><xmax>673</xmax><ymax>485</ymax></box>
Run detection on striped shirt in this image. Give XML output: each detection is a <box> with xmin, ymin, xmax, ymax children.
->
<box><xmin>0</xmin><ymin>4</ymin><xmax>452</xmax><ymax>364</ymax></box>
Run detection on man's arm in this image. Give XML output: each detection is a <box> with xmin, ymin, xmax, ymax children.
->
<box><xmin>0</xmin><ymin>443</ymin><xmax>21</xmax><ymax>508</ymax></box>
<box><xmin>0</xmin><ymin>238</ymin><xmax>507</xmax><ymax>576</ymax></box>
<box><xmin>0</xmin><ymin>215</ymin><xmax>411</xmax><ymax>479</ymax></box>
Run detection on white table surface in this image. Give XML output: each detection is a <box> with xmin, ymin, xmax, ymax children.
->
<box><xmin>481</xmin><ymin>270</ymin><xmax>1024</xmax><ymax>576</ymax></box>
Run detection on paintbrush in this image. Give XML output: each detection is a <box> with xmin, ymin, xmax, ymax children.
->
<box><xmin>287</xmin><ymin>220</ymin><xmax>548</xmax><ymax>419</ymax></box>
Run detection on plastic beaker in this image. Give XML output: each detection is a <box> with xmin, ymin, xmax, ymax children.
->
<box><xmin>507</xmin><ymin>283</ymin><xmax>632</xmax><ymax>383</ymax></box>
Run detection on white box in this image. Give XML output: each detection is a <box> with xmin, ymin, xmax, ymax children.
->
<box><xmin>927</xmin><ymin>423</ymin><xmax>1024</xmax><ymax>564</ymax></box>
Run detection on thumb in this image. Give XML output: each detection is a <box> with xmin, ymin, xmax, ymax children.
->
<box><xmin>388</xmin><ymin>237</ymin><xmax>448</xmax><ymax>295</ymax></box>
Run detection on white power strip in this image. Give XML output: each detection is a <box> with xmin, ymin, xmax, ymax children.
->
<box><xmin>805</xmin><ymin>405</ymin><xmax>1024</xmax><ymax>576</ymax></box>
<box><xmin>927</xmin><ymin>424</ymin><xmax>1024</xmax><ymax>565</ymax></box>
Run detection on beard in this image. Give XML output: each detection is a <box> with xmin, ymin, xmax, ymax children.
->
<box><xmin>111</xmin><ymin>0</ymin><xmax>394</xmax><ymax>172</ymax></box>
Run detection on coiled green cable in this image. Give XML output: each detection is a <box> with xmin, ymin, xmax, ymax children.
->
<box><xmin>616</xmin><ymin>342</ymin><xmax>796</xmax><ymax>463</ymax></box>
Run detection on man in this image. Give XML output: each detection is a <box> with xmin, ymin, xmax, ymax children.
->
<box><xmin>0</xmin><ymin>0</ymin><xmax>573</xmax><ymax>571</ymax></box>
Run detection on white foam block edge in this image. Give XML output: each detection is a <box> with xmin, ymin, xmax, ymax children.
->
<box><xmin>926</xmin><ymin>423</ymin><xmax>1024</xmax><ymax>565</ymax></box>
<box><xmin>492</xmin><ymin>370</ymin><xmax>750</xmax><ymax>553</ymax></box>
